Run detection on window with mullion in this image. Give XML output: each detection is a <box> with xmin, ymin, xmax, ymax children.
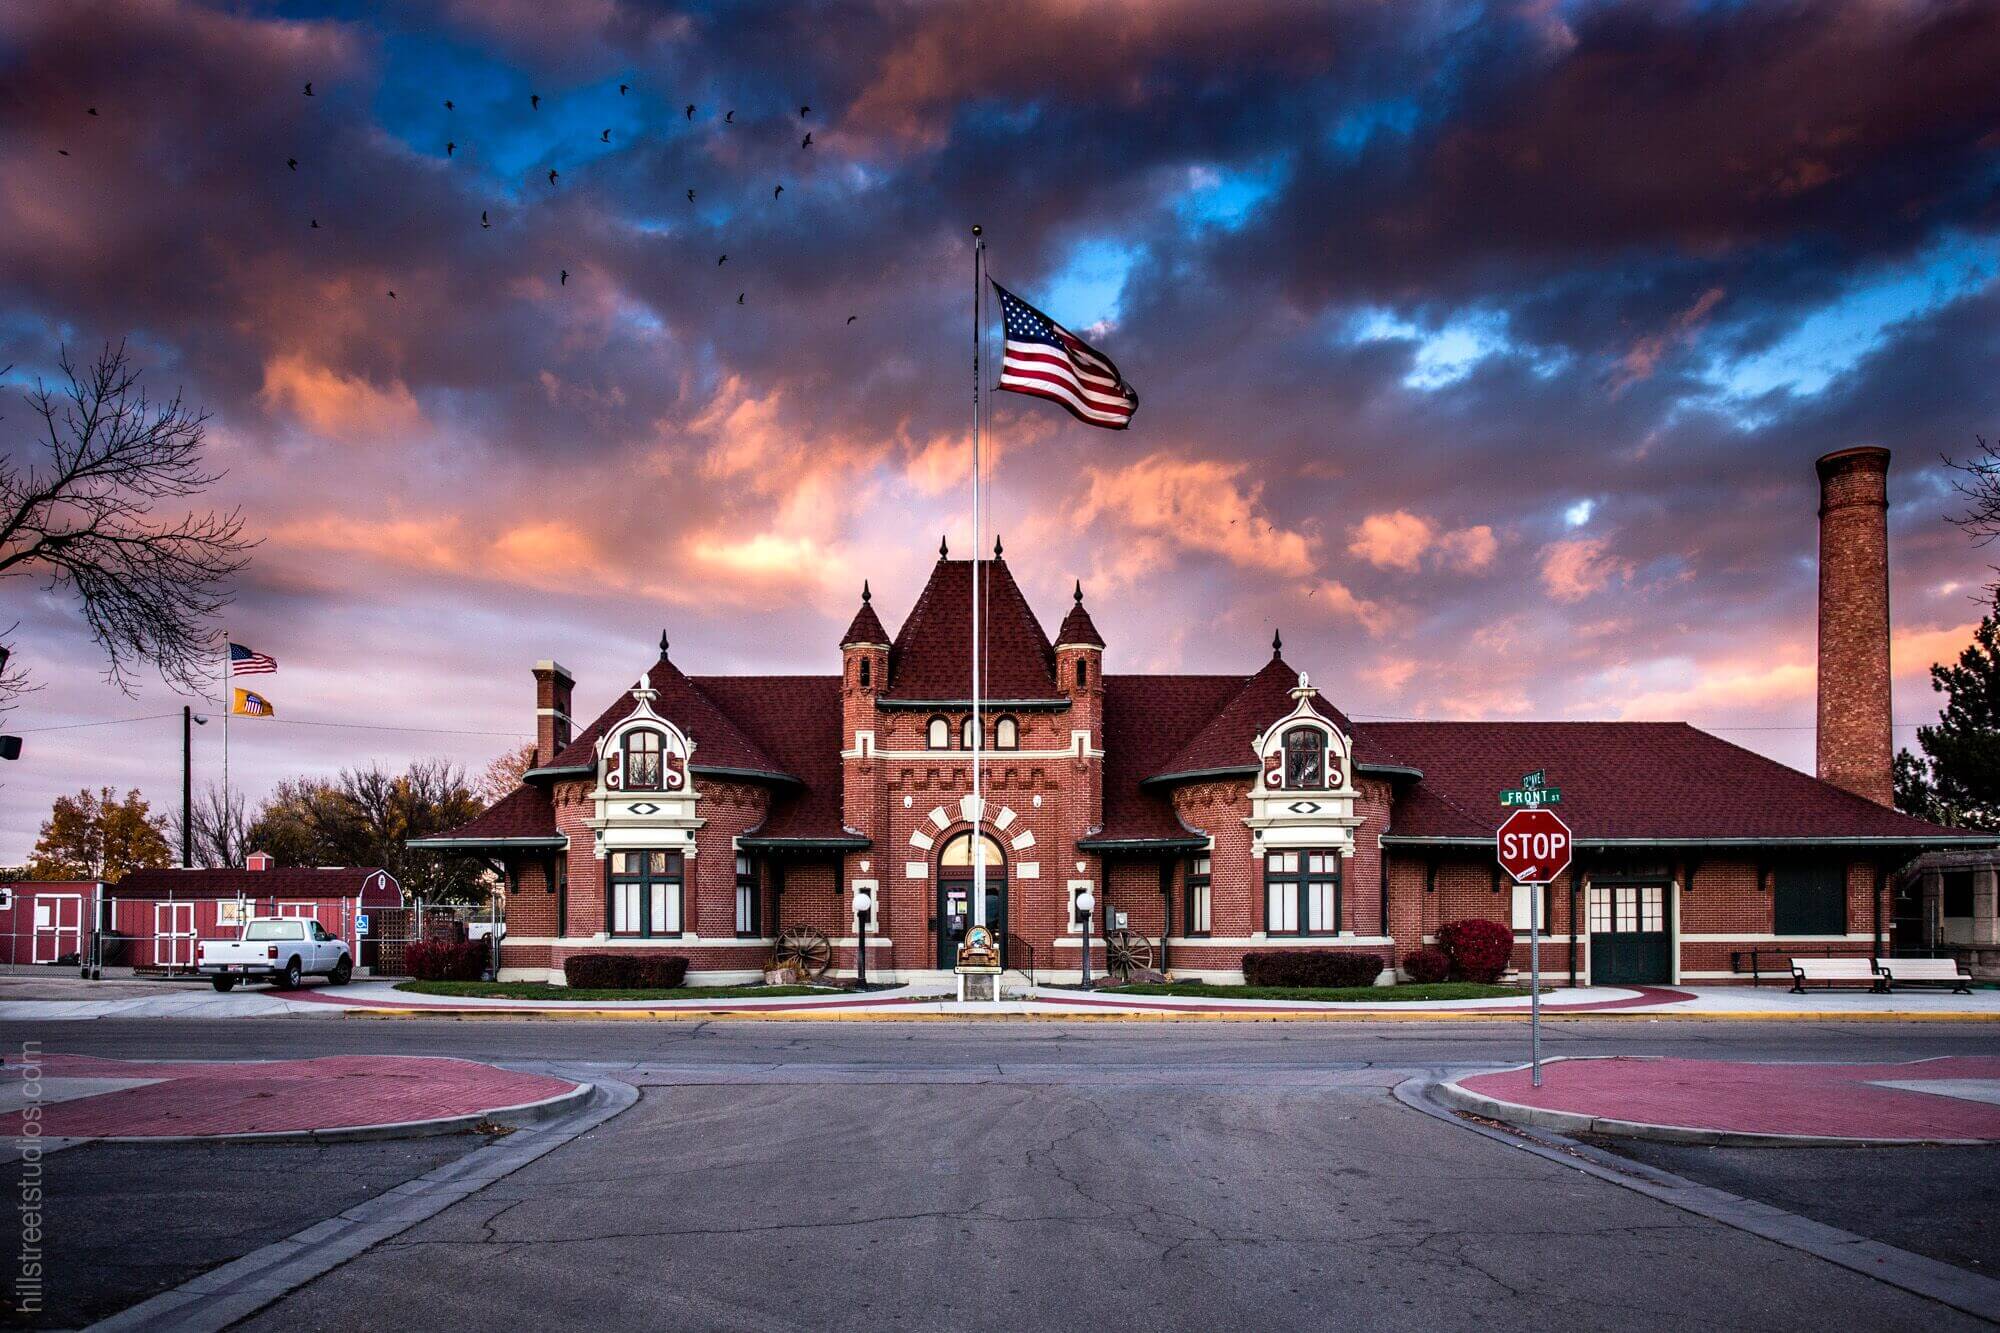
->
<box><xmin>609</xmin><ymin>850</ymin><xmax>682</xmax><ymax>937</ymax></box>
<box><xmin>735</xmin><ymin>854</ymin><xmax>760</xmax><ymax>937</ymax></box>
<box><xmin>1184</xmin><ymin>856</ymin><xmax>1212</xmax><ymax>936</ymax></box>
<box><xmin>1265</xmin><ymin>850</ymin><xmax>1341</xmax><ymax>936</ymax></box>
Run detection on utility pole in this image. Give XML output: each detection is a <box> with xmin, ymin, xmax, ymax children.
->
<box><xmin>182</xmin><ymin>705</ymin><xmax>194</xmax><ymax>867</ymax></box>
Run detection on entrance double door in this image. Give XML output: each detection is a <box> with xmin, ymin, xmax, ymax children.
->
<box><xmin>1588</xmin><ymin>883</ymin><xmax>1670</xmax><ymax>985</ymax></box>
<box><xmin>936</xmin><ymin>877</ymin><xmax>1007</xmax><ymax>969</ymax></box>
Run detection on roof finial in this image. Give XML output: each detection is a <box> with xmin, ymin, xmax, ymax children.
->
<box><xmin>994</xmin><ymin>533</ymin><xmax>1003</xmax><ymax>559</ymax></box>
<box><xmin>1073</xmin><ymin>579</ymin><xmax>1083</xmax><ymax>604</ymax></box>
<box><xmin>861</xmin><ymin>579</ymin><xmax>872</xmax><ymax>604</ymax></box>
<box><xmin>1272</xmin><ymin>628</ymin><xmax>1283</xmax><ymax>659</ymax></box>
<box><xmin>939</xmin><ymin>534</ymin><xmax>949</xmax><ymax>559</ymax></box>
<box><xmin>659</xmin><ymin>630</ymin><xmax>670</xmax><ymax>659</ymax></box>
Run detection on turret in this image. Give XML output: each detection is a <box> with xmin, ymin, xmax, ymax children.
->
<box><xmin>1055</xmin><ymin>579</ymin><xmax>1106</xmax><ymax>747</ymax></box>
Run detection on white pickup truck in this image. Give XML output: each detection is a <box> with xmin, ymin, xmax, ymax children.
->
<box><xmin>199</xmin><ymin>917</ymin><xmax>353</xmax><ymax>991</ymax></box>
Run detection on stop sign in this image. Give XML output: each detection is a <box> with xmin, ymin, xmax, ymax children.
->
<box><xmin>1496</xmin><ymin>808</ymin><xmax>1573</xmax><ymax>884</ymax></box>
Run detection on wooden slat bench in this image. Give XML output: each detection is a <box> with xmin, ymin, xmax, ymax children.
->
<box><xmin>1790</xmin><ymin>958</ymin><xmax>1884</xmax><ymax>994</ymax></box>
<box><xmin>1875</xmin><ymin>957</ymin><xmax>1974</xmax><ymax>995</ymax></box>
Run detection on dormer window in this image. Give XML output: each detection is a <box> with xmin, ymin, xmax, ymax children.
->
<box><xmin>1283</xmin><ymin>727</ymin><xmax>1326</xmax><ymax>789</ymax></box>
<box><xmin>623</xmin><ymin>729</ymin><xmax>664</xmax><ymax>789</ymax></box>
<box><xmin>927</xmin><ymin>716</ymin><xmax>950</xmax><ymax>750</ymax></box>
<box><xmin>995</xmin><ymin>716</ymin><xmax>1018</xmax><ymax>750</ymax></box>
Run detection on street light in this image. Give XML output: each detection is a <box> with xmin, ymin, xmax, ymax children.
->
<box><xmin>1076</xmin><ymin>888</ymin><xmax>1095</xmax><ymax>988</ymax></box>
<box><xmin>853</xmin><ymin>887</ymin><xmax>874</xmax><ymax>988</ymax></box>
<box><xmin>182</xmin><ymin>706</ymin><xmax>209</xmax><ymax>867</ymax></box>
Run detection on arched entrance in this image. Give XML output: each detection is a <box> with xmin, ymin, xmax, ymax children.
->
<box><xmin>937</xmin><ymin>830</ymin><xmax>1007</xmax><ymax>969</ymax></box>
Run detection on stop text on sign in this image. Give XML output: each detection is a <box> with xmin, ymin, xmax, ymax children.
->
<box><xmin>1495</xmin><ymin>808</ymin><xmax>1573</xmax><ymax>885</ymax></box>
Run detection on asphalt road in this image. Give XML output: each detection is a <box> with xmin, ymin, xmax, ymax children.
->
<box><xmin>3</xmin><ymin>1019</ymin><xmax>1995</xmax><ymax>1331</ymax></box>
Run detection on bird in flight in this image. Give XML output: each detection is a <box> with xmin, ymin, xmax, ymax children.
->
<box><xmin>446</xmin><ymin>141</ymin><xmax>455</xmax><ymax>157</ymax></box>
<box><xmin>685</xmin><ymin>104</ymin><xmax>695</xmax><ymax>120</ymax></box>
<box><xmin>801</xmin><ymin>132</ymin><xmax>813</xmax><ymax>148</ymax></box>
<box><xmin>619</xmin><ymin>84</ymin><xmax>629</xmax><ymax>96</ymax></box>
<box><xmin>387</xmin><ymin>290</ymin><xmax>396</xmax><ymax>299</ymax></box>
<box><xmin>287</xmin><ymin>157</ymin><xmax>298</xmax><ymax>170</ymax></box>
<box><xmin>846</xmin><ymin>315</ymin><xmax>857</xmax><ymax>324</ymax></box>
<box><xmin>773</xmin><ymin>184</ymin><xmax>784</xmax><ymax>198</ymax></box>
<box><xmin>686</xmin><ymin>188</ymin><xmax>695</xmax><ymax>202</ymax></box>
<box><xmin>87</xmin><ymin>107</ymin><xmax>98</xmax><ymax>117</ymax></box>
<box><xmin>310</xmin><ymin>218</ymin><xmax>320</xmax><ymax>229</ymax></box>
<box><xmin>547</xmin><ymin>168</ymin><xmax>559</xmax><ymax>184</ymax></box>
<box><xmin>717</xmin><ymin>254</ymin><xmax>728</xmax><ymax>265</ymax></box>
<box><xmin>799</xmin><ymin>105</ymin><xmax>810</xmax><ymax>117</ymax></box>
<box><xmin>600</xmin><ymin>128</ymin><xmax>610</xmax><ymax>143</ymax></box>
<box><xmin>481</xmin><ymin>209</ymin><xmax>490</xmax><ymax>229</ymax></box>
<box><xmin>530</xmin><ymin>93</ymin><xmax>541</xmax><ymax>110</ymax></box>
<box><xmin>303</xmin><ymin>81</ymin><xmax>313</xmax><ymax>96</ymax></box>
<box><xmin>561</xmin><ymin>269</ymin><xmax>569</xmax><ymax>286</ymax></box>
<box><xmin>444</xmin><ymin>99</ymin><xmax>454</xmax><ymax>111</ymax></box>
<box><xmin>57</xmin><ymin>149</ymin><xmax>69</xmax><ymax>156</ymax></box>
<box><xmin>726</xmin><ymin>110</ymin><xmax>735</xmax><ymax>123</ymax></box>
<box><xmin>737</xmin><ymin>292</ymin><xmax>745</xmax><ymax>304</ymax></box>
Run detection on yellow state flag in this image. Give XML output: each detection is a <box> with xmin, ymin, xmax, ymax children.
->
<box><xmin>232</xmin><ymin>687</ymin><xmax>276</xmax><ymax>718</ymax></box>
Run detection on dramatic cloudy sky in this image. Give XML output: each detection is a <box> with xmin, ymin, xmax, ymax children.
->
<box><xmin>3</xmin><ymin>0</ymin><xmax>1999</xmax><ymax>859</ymax></box>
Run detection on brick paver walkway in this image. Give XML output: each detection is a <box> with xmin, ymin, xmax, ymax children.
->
<box><xmin>1460</xmin><ymin>1056</ymin><xmax>2000</xmax><ymax>1140</ymax></box>
<box><xmin>0</xmin><ymin>1054</ymin><xmax>576</xmax><ymax>1138</ymax></box>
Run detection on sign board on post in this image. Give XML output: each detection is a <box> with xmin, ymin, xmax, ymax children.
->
<box><xmin>1496</xmin><ymin>806</ymin><xmax>1573</xmax><ymax>1089</ymax></box>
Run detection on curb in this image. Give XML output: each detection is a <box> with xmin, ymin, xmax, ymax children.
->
<box><xmin>334</xmin><ymin>1004</ymin><xmax>2000</xmax><ymax>1023</ymax></box>
<box><xmin>77</xmin><ymin>1076</ymin><xmax>591</xmax><ymax>1146</ymax></box>
<box><xmin>1432</xmin><ymin>1062</ymin><xmax>1995</xmax><ymax>1147</ymax></box>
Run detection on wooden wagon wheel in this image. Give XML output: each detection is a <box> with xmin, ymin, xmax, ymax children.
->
<box><xmin>773</xmin><ymin>926</ymin><xmax>833</xmax><ymax>979</ymax></box>
<box><xmin>1103</xmin><ymin>928</ymin><xmax>1153</xmax><ymax>981</ymax></box>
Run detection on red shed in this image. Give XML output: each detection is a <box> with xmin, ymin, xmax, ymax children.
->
<box><xmin>0</xmin><ymin>881</ymin><xmax>100</xmax><ymax>964</ymax></box>
<box><xmin>106</xmin><ymin>854</ymin><xmax>401</xmax><ymax>973</ymax></box>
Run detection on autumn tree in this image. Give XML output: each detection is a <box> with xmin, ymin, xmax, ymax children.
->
<box><xmin>0</xmin><ymin>342</ymin><xmax>255</xmax><ymax>716</ymax></box>
<box><xmin>1895</xmin><ymin>593</ymin><xmax>2000</xmax><ymax>830</ymax></box>
<box><xmin>475</xmin><ymin>740</ymin><xmax>537</xmax><ymax>804</ymax></box>
<box><xmin>26</xmin><ymin>787</ymin><xmax>172</xmax><ymax>882</ymax></box>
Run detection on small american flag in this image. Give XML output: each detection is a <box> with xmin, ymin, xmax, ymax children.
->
<box><xmin>993</xmin><ymin>281</ymin><xmax>1137</xmax><ymax>429</ymax></box>
<box><xmin>229</xmin><ymin>642</ymin><xmax>277</xmax><ymax>675</ymax></box>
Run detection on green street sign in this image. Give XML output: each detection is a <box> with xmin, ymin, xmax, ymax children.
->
<box><xmin>1500</xmin><ymin>787</ymin><xmax>1562</xmax><ymax>808</ymax></box>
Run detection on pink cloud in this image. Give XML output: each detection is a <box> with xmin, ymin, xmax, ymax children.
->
<box><xmin>1075</xmin><ymin>453</ymin><xmax>1316</xmax><ymax>577</ymax></box>
<box><xmin>1348</xmin><ymin>510</ymin><xmax>1434</xmax><ymax>571</ymax></box>
<box><xmin>1539</xmin><ymin>536</ymin><xmax>1633</xmax><ymax>602</ymax></box>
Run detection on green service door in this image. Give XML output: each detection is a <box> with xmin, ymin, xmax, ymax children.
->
<box><xmin>1589</xmin><ymin>883</ymin><xmax>1671</xmax><ymax>985</ymax></box>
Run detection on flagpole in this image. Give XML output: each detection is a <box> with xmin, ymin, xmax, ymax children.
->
<box><xmin>970</xmin><ymin>224</ymin><xmax>986</xmax><ymax>933</ymax></box>
<box><xmin>221</xmin><ymin>629</ymin><xmax>230</xmax><ymax>864</ymax></box>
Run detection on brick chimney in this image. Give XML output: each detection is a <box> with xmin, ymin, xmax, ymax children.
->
<box><xmin>1815</xmin><ymin>446</ymin><xmax>1894</xmax><ymax>806</ymax></box>
<box><xmin>533</xmin><ymin>660</ymin><xmax>574</xmax><ymax>767</ymax></box>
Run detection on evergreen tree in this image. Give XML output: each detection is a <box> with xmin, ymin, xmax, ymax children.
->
<box><xmin>1895</xmin><ymin>594</ymin><xmax>2000</xmax><ymax>830</ymax></box>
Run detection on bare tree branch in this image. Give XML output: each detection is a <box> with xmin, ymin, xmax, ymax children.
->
<box><xmin>0</xmin><ymin>341</ymin><xmax>256</xmax><ymax>697</ymax></box>
<box><xmin>1944</xmin><ymin>435</ymin><xmax>2000</xmax><ymax>595</ymax></box>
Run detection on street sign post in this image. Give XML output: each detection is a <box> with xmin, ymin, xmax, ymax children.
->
<box><xmin>1496</xmin><ymin>807</ymin><xmax>1573</xmax><ymax>1088</ymax></box>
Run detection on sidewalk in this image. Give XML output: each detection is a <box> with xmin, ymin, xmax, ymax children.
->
<box><xmin>0</xmin><ymin>1053</ymin><xmax>584</xmax><ymax>1143</ymax></box>
<box><xmin>1438</xmin><ymin>1055</ymin><xmax>2000</xmax><ymax>1144</ymax></box>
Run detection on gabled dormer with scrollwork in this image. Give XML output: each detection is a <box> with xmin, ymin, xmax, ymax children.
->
<box><xmin>585</xmin><ymin>676</ymin><xmax>704</xmax><ymax>858</ymax></box>
<box><xmin>1243</xmin><ymin>672</ymin><xmax>1362</xmax><ymax>857</ymax></box>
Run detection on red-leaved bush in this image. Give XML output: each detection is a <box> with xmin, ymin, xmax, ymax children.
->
<box><xmin>1435</xmin><ymin>918</ymin><xmax>1515</xmax><ymax>983</ymax></box>
<box><xmin>1401</xmin><ymin>946</ymin><xmax>1451</xmax><ymax>985</ymax></box>
<box><xmin>562</xmin><ymin>954</ymin><xmax>690</xmax><ymax>989</ymax></box>
<box><xmin>406</xmin><ymin>938</ymin><xmax>486</xmax><ymax>982</ymax></box>
<box><xmin>1241</xmin><ymin>950</ymin><xmax>1384</xmax><ymax>989</ymax></box>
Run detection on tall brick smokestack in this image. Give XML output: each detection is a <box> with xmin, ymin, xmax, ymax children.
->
<box><xmin>1815</xmin><ymin>446</ymin><xmax>1894</xmax><ymax>806</ymax></box>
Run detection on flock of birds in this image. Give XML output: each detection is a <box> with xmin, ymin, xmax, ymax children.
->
<box><xmin>56</xmin><ymin>79</ymin><xmax>851</xmax><ymax>319</ymax></box>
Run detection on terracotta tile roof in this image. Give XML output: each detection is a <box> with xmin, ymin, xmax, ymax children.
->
<box><xmin>422</xmin><ymin>783</ymin><xmax>559</xmax><ymax>845</ymax></box>
<box><xmin>1093</xmin><ymin>673</ymin><xmax>1246</xmax><ymax>844</ymax></box>
<box><xmin>1150</xmin><ymin>656</ymin><xmax>1354</xmax><ymax>780</ymax></box>
<box><xmin>883</xmin><ymin>557</ymin><xmax>1059</xmax><ymax>701</ymax></box>
<box><xmin>545</xmin><ymin>656</ymin><xmax>791</xmax><ymax>779</ymax></box>
<box><xmin>1359</xmin><ymin>721</ymin><xmax>1966</xmax><ymax>843</ymax></box>
<box><xmin>840</xmin><ymin>584</ymin><xmax>891</xmax><ymax>647</ymax></box>
<box><xmin>118</xmin><ymin>866</ymin><xmax>402</xmax><ymax>901</ymax></box>
<box><xmin>1054</xmin><ymin>583</ymin><xmax>1105</xmax><ymax>648</ymax></box>
<box><xmin>693</xmin><ymin>675</ymin><xmax>857</xmax><ymax>842</ymax></box>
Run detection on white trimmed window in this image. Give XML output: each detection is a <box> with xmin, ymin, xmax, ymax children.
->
<box><xmin>927</xmin><ymin>716</ymin><xmax>950</xmax><ymax>749</ymax></box>
<box><xmin>1510</xmin><ymin>883</ymin><xmax>1549</xmax><ymax>935</ymax></box>
<box><xmin>610</xmin><ymin>850</ymin><xmax>681</xmax><ymax>937</ymax></box>
<box><xmin>995</xmin><ymin>716</ymin><xmax>1018</xmax><ymax>749</ymax></box>
<box><xmin>1265</xmin><ymin>849</ymin><xmax>1341</xmax><ymax>936</ymax></box>
<box><xmin>1184</xmin><ymin>856</ymin><xmax>1211</xmax><ymax>936</ymax></box>
<box><xmin>735</xmin><ymin>854</ymin><xmax>758</xmax><ymax>936</ymax></box>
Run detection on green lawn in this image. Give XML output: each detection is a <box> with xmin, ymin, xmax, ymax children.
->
<box><xmin>393</xmin><ymin>980</ymin><xmax>842</xmax><ymax>1002</ymax></box>
<box><xmin>1095</xmin><ymin>981</ymin><xmax>1527</xmax><ymax>1003</ymax></box>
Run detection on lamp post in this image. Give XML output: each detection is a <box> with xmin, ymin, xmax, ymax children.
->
<box><xmin>182</xmin><ymin>706</ymin><xmax>208</xmax><ymax>867</ymax></box>
<box><xmin>1076</xmin><ymin>888</ymin><xmax>1095</xmax><ymax>988</ymax></box>
<box><xmin>853</xmin><ymin>887</ymin><xmax>873</xmax><ymax>988</ymax></box>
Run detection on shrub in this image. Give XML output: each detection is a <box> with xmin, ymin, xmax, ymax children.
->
<box><xmin>1435</xmin><ymin>918</ymin><xmax>1515</xmax><ymax>983</ymax></box>
<box><xmin>1241</xmin><ymin>950</ymin><xmax>1385</xmax><ymax>989</ymax></box>
<box><xmin>405</xmin><ymin>938</ymin><xmax>486</xmax><ymax>982</ymax></box>
<box><xmin>562</xmin><ymin>953</ymin><xmax>690</xmax><ymax>990</ymax></box>
<box><xmin>1401</xmin><ymin>946</ymin><xmax>1451</xmax><ymax>984</ymax></box>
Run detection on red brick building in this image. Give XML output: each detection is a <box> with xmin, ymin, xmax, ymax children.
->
<box><xmin>419</xmin><ymin>450</ymin><xmax>1992</xmax><ymax>987</ymax></box>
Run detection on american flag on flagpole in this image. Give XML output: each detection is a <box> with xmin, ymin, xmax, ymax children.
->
<box><xmin>229</xmin><ymin>642</ymin><xmax>277</xmax><ymax>675</ymax></box>
<box><xmin>992</xmin><ymin>281</ymin><xmax>1137</xmax><ymax>429</ymax></box>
